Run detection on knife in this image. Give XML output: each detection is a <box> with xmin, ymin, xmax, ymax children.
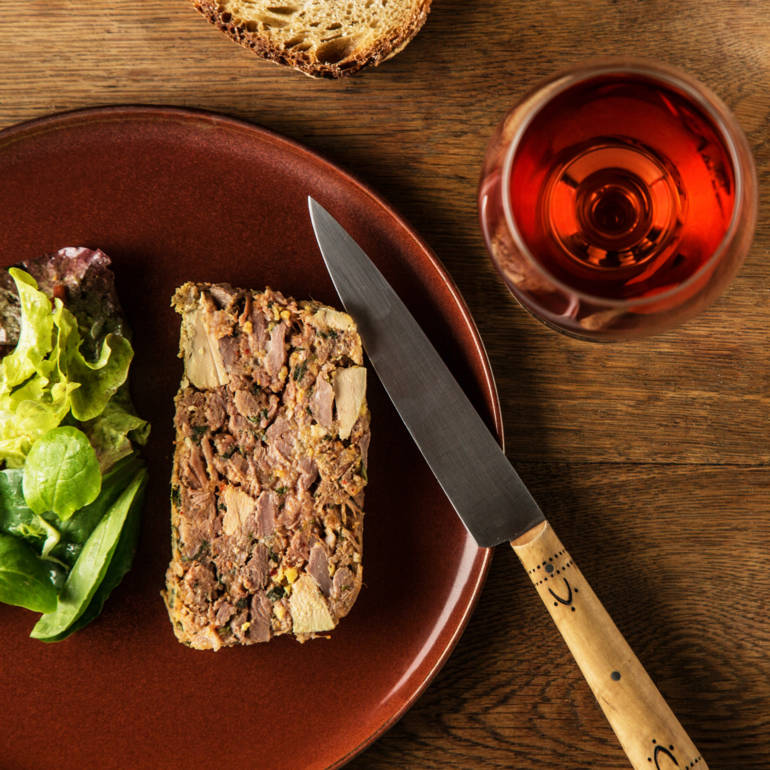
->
<box><xmin>309</xmin><ymin>197</ymin><xmax>707</xmax><ymax>770</ymax></box>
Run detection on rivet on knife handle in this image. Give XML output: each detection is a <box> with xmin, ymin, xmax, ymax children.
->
<box><xmin>511</xmin><ymin>521</ymin><xmax>706</xmax><ymax>770</ymax></box>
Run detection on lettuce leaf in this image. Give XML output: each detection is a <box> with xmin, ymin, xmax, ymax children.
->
<box><xmin>30</xmin><ymin>468</ymin><xmax>147</xmax><ymax>640</ymax></box>
<box><xmin>0</xmin><ymin>268</ymin><xmax>54</xmax><ymax>390</ymax></box>
<box><xmin>82</xmin><ymin>390</ymin><xmax>150</xmax><ymax>471</ymax></box>
<box><xmin>40</xmin><ymin>464</ymin><xmax>146</xmax><ymax>641</ymax></box>
<box><xmin>0</xmin><ymin>264</ymin><xmax>149</xmax><ymax>639</ymax></box>
<box><xmin>23</xmin><ymin>427</ymin><xmax>102</xmax><ymax>521</ymax></box>
<box><xmin>51</xmin><ymin>299</ymin><xmax>133</xmax><ymax>422</ymax></box>
<box><xmin>0</xmin><ymin>468</ymin><xmax>61</xmax><ymax>554</ymax></box>
<box><xmin>51</xmin><ymin>453</ymin><xmax>144</xmax><ymax>565</ymax></box>
<box><xmin>0</xmin><ymin>533</ymin><xmax>58</xmax><ymax>614</ymax></box>
<box><xmin>0</xmin><ymin>270</ymin><xmax>137</xmax><ymax>467</ymax></box>
<box><xmin>0</xmin><ymin>378</ymin><xmax>77</xmax><ymax>468</ymax></box>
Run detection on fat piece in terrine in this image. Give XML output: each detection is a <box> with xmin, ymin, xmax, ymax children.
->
<box><xmin>163</xmin><ymin>282</ymin><xmax>370</xmax><ymax>649</ymax></box>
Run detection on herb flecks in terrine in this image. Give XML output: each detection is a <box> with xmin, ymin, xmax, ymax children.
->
<box><xmin>163</xmin><ymin>282</ymin><xmax>370</xmax><ymax>649</ymax></box>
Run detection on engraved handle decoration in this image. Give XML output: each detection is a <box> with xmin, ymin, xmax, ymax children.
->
<box><xmin>511</xmin><ymin>521</ymin><xmax>707</xmax><ymax>770</ymax></box>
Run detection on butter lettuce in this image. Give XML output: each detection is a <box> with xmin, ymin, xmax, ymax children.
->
<box><xmin>82</xmin><ymin>390</ymin><xmax>150</xmax><ymax>471</ymax></box>
<box><xmin>0</xmin><ymin>269</ymin><xmax>146</xmax><ymax>468</ymax></box>
<box><xmin>51</xmin><ymin>298</ymin><xmax>134</xmax><ymax>422</ymax></box>
<box><xmin>0</xmin><ymin>270</ymin><xmax>68</xmax><ymax>467</ymax></box>
<box><xmin>0</xmin><ymin>268</ymin><xmax>54</xmax><ymax>389</ymax></box>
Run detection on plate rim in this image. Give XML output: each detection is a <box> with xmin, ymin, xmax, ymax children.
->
<box><xmin>0</xmin><ymin>104</ymin><xmax>501</xmax><ymax>768</ymax></box>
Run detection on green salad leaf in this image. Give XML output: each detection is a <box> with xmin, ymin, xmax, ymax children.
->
<box><xmin>42</xmin><ymin>469</ymin><xmax>146</xmax><ymax>641</ymax></box>
<box><xmin>0</xmin><ymin>264</ymin><xmax>149</xmax><ymax>639</ymax></box>
<box><xmin>31</xmin><ymin>468</ymin><xmax>147</xmax><ymax>640</ymax></box>
<box><xmin>83</xmin><ymin>390</ymin><xmax>150</xmax><ymax>471</ymax></box>
<box><xmin>0</xmin><ymin>468</ymin><xmax>39</xmax><ymax>535</ymax></box>
<box><xmin>0</xmin><ymin>271</ymin><xmax>71</xmax><ymax>468</ymax></box>
<box><xmin>0</xmin><ymin>377</ymin><xmax>78</xmax><ymax>468</ymax></box>
<box><xmin>23</xmin><ymin>427</ymin><xmax>102</xmax><ymax>520</ymax></box>
<box><xmin>0</xmin><ymin>533</ymin><xmax>58</xmax><ymax>613</ymax></box>
<box><xmin>51</xmin><ymin>299</ymin><xmax>134</xmax><ymax>422</ymax></box>
<box><xmin>0</xmin><ymin>468</ymin><xmax>65</xmax><ymax>560</ymax></box>
<box><xmin>0</xmin><ymin>269</ymin><xmax>137</xmax><ymax>468</ymax></box>
<box><xmin>0</xmin><ymin>268</ymin><xmax>54</xmax><ymax>390</ymax></box>
<box><xmin>52</xmin><ymin>453</ymin><xmax>143</xmax><ymax>566</ymax></box>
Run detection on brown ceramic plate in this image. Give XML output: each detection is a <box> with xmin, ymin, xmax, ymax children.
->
<box><xmin>0</xmin><ymin>107</ymin><xmax>498</xmax><ymax>770</ymax></box>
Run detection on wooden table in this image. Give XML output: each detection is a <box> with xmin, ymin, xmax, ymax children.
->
<box><xmin>1</xmin><ymin>2</ymin><xmax>768</xmax><ymax>767</ymax></box>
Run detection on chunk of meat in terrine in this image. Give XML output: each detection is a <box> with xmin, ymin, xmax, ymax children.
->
<box><xmin>163</xmin><ymin>282</ymin><xmax>370</xmax><ymax>649</ymax></box>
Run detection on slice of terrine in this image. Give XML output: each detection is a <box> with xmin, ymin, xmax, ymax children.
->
<box><xmin>163</xmin><ymin>282</ymin><xmax>370</xmax><ymax>649</ymax></box>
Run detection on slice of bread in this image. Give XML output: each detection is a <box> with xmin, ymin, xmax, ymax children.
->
<box><xmin>191</xmin><ymin>0</ymin><xmax>432</xmax><ymax>78</ymax></box>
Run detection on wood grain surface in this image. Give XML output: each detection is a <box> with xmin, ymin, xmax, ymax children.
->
<box><xmin>1</xmin><ymin>1</ymin><xmax>768</xmax><ymax>768</ymax></box>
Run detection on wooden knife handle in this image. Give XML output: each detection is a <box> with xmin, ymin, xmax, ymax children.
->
<box><xmin>511</xmin><ymin>521</ymin><xmax>707</xmax><ymax>770</ymax></box>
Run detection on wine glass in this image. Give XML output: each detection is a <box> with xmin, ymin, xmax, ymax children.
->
<box><xmin>478</xmin><ymin>59</ymin><xmax>758</xmax><ymax>341</ymax></box>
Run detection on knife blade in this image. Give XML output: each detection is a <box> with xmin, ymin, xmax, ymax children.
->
<box><xmin>308</xmin><ymin>199</ymin><xmax>544</xmax><ymax>547</ymax></box>
<box><xmin>308</xmin><ymin>196</ymin><xmax>708</xmax><ymax>770</ymax></box>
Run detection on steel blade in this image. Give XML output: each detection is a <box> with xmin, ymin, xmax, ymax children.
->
<box><xmin>308</xmin><ymin>197</ymin><xmax>544</xmax><ymax>547</ymax></box>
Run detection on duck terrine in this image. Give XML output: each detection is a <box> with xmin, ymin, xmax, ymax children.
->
<box><xmin>163</xmin><ymin>282</ymin><xmax>369</xmax><ymax>649</ymax></box>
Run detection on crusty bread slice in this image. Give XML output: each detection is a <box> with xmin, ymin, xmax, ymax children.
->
<box><xmin>191</xmin><ymin>0</ymin><xmax>431</xmax><ymax>78</ymax></box>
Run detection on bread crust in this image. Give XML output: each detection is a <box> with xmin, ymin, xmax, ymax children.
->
<box><xmin>191</xmin><ymin>0</ymin><xmax>432</xmax><ymax>78</ymax></box>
